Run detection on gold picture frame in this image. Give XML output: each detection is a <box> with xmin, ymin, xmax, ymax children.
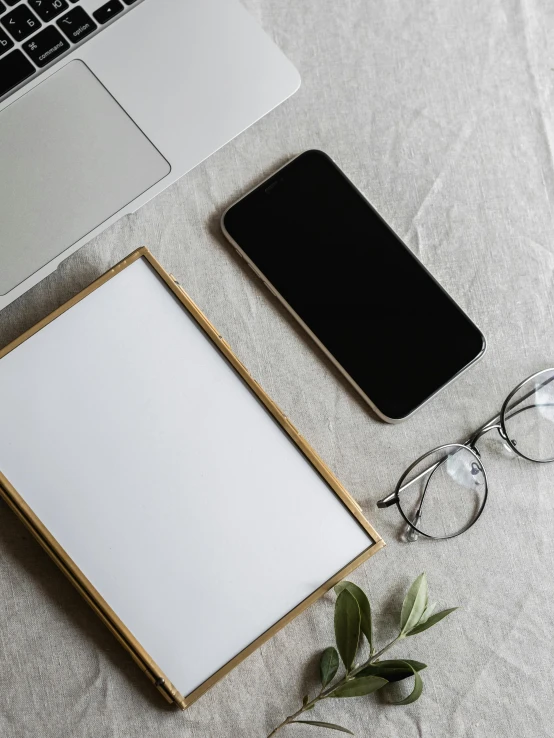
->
<box><xmin>0</xmin><ymin>247</ymin><xmax>385</xmax><ymax>709</ymax></box>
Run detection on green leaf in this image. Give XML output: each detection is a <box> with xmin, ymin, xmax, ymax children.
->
<box><xmin>320</xmin><ymin>647</ymin><xmax>340</xmax><ymax>688</ymax></box>
<box><xmin>400</xmin><ymin>573</ymin><xmax>428</xmax><ymax>635</ymax></box>
<box><xmin>330</xmin><ymin>675</ymin><xmax>388</xmax><ymax>698</ymax></box>
<box><xmin>406</xmin><ymin>608</ymin><xmax>458</xmax><ymax>636</ymax></box>
<box><xmin>357</xmin><ymin>659</ymin><xmax>427</xmax><ymax>683</ymax></box>
<box><xmin>418</xmin><ymin>602</ymin><xmax>436</xmax><ymax>625</ymax></box>
<box><xmin>390</xmin><ymin>661</ymin><xmax>423</xmax><ymax>704</ymax></box>
<box><xmin>334</xmin><ymin>590</ymin><xmax>361</xmax><ymax>671</ymax></box>
<box><xmin>291</xmin><ymin>721</ymin><xmax>354</xmax><ymax>735</ymax></box>
<box><xmin>335</xmin><ymin>582</ymin><xmax>372</xmax><ymax>652</ymax></box>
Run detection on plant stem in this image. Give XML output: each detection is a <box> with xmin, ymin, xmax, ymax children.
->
<box><xmin>266</xmin><ymin>636</ymin><xmax>402</xmax><ymax>737</ymax></box>
<box><xmin>370</xmin><ymin>636</ymin><xmax>401</xmax><ymax>663</ymax></box>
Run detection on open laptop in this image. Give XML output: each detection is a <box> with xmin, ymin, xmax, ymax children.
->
<box><xmin>0</xmin><ymin>0</ymin><xmax>300</xmax><ymax>311</ymax></box>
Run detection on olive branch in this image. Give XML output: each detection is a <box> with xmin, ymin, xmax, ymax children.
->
<box><xmin>267</xmin><ymin>573</ymin><xmax>456</xmax><ymax>736</ymax></box>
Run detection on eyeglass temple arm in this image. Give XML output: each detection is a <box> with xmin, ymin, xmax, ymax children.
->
<box><xmin>376</xmin><ymin>413</ymin><xmax>502</xmax><ymax>508</ymax></box>
<box><xmin>376</xmin><ymin>454</ymin><xmax>452</xmax><ymax>507</ymax></box>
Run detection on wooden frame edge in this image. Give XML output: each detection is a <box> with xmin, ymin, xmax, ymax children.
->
<box><xmin>184</xmin><ymin>538</ymin><xmax>385</xmax><ymax>707</ymax></box>
<box><xmin>0</xmin><ymin>246</ymin><xmax>385</xmax><ymax>710</ymax></box>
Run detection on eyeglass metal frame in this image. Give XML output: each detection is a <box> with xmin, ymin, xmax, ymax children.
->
<box><xmin>376</xmin><ymin>368</ymin><xmax>554</xmax><ymax>540</ymax></box>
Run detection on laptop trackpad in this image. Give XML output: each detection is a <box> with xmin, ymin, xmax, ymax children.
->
<box><xmin>0</xmin><ymin>60</ymin><xmax>170</xmax><ymax>296</ymax></box>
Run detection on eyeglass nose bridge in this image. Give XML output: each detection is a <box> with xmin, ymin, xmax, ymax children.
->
<box><xmin>468</xmin><ymin>422</ymin><xmax>502</xmax><ymax>448</ymax></box>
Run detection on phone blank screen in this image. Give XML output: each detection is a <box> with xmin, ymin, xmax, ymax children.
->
<box><xmin>223</xmin><ymin>151</ymin><xmax>484</xmax><ymax>419</ymax></box>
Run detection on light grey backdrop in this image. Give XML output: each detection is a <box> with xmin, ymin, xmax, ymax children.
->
<box><xmin>1</xmin><ymin>0</ymin><xmax>553</xmax><ymax>736</ymax></box>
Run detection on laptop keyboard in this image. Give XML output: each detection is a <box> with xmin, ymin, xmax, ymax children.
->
<box><xmin>0</xmin><ymin>0</ymin><xmax>139</xmax><ymax>99</ymax></box>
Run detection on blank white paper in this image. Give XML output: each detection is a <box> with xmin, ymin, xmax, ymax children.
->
<box><xmin>0</xmin><ymin>258</ymin><xmax>373</xmax><ymax>698</ymax></box>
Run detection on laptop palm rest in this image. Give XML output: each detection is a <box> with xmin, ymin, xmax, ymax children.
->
<box><xmin>0</xmin><ymin>60</ymin><xmax>170</xmax><ymax>296</ymax></box>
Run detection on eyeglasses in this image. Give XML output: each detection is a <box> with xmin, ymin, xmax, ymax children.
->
<box><xmin>377</xmin><ymin>368</ymin><xmax>554</xmax><ymax>541</ymax></box>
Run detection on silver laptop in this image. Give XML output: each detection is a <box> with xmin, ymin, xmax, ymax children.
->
<box><xmin>0</xmin><ymin>0</ymin><xmax>300</xmax><ymax>310</ymax></box>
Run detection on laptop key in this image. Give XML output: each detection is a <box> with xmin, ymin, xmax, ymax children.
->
<box><xmin>0</xmin><ymin>27</ymin><xmax>13</xmax><ymax>54</ymax></box>
<box><xmin>5</xmin><ymin>0</ymin><xmax>21</xmax><ymax>6</ymax></box>
<box><xmin>0</xmin><ymin>3</ymin><xmax>6</xmax><ymax>14</ymax></box>
<box><xmin>0</xmin><ymin>49</ymin><xmax>34</xmax><ymax>97</ymax></box>
<box><xmin>23</xmin><ymin>24</ymin><xmax>69</xmax><ymax>67</ymax></box>
<box><xmin>28</xmin><ymin>0</ymin><xmax>69</xmax><ymax>22</ymax></box>
<box><xmin>57</xmin><ymin>6</ymin><xmax>96</xmax><ymax>42</ymax></box>
<box><xmin>92</xmin><ymin>0</ymin><xmax>122</xmax><ymax>24</ymax></box>
<box><xmin>1</xmin><ymin>5</ymin><xmax>41</xmax><ymax>41</ymax></box>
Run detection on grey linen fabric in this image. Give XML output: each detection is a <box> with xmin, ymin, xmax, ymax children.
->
<box><xmin>1</xmin><ymin>0</ymin><xmax>554</xmax><ymax>735</ymax></box>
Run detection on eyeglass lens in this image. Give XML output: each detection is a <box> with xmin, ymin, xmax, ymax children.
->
<box><xmin>502</xmin><ymin>369</ymin><xmax>554</xmax><ymax>462</ymax></box>
<box><xmin>397</xmin><ymin>445</ymin><xmax>487</xmax><ymax>539</ymax></box>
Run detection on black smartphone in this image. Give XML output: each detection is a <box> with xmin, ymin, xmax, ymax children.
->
<box><xmin>221</xmin><ymin>150</ymin><xmax>485</xmax><ymax>422</ymax></box>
